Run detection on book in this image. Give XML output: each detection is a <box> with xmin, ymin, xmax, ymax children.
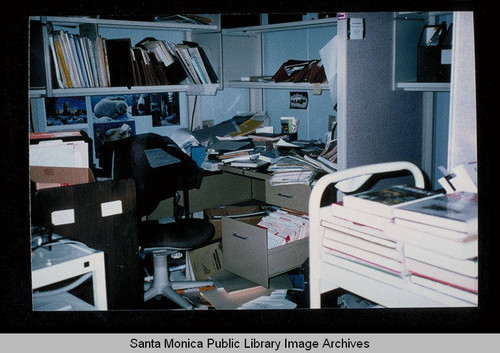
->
<box><xmin>394</xmin><ymin>217</ymin><xmax>474</xmax><ymax>242</ymax></box>
<box><xmin>323</xmin><ymin>251</ymin><xmax>408</xmax><ymax>287</ymax></box>
<box><xmin>403</xmin><ymin>243</ymin><xmax>478</xmax><ymax>277</ymax></box>
<box><xmin>409</xmin><ymin>275</ymin><xmax>477</xmax><ymax>305</ymax></box>
<box><xmin>323</xmin><ymin>227</ymin><xmax>403</xmax><ymax>261</ymax></box>
<box><xmin>323</xmin><ymin>237</ymin><xmax>405</xmax><ymax>273</ymax></box>
<box><xmin>230</xmin><ymin>159</ymin><xmax>268</xmax><ymax>169</ymax></box>
<box><xmin>385</xmin><ymin>222</ymin><xmax>477</xmax><ymax>259</ymax></box>
<box><xmin>405</xmin><ymin>257</ymin><xmax>478</xmax><ymax>293</ymax></box>
<box><xmin>330</xmin><ymin>201</ymin><xmax>393</xmax><ymax>231</ymax></box>
<box><xmin>183</xmin><ymin>41</ymin><xmax>219</xmax><ymax>84</ymax></box>
<box><xmin>342</xmin><ymin>185</ymin><xmax>441</xmax><ymax>219</ymax></box>
<box><xmin>105</xmin><ymin>38</ymin><xmax>137</xmax><ymax>87</ymax></box>
<box><xmin>392</xmin><ymin>191</ymin><xmax>478</xmax><ymax>235</ymax></box>
<box><xmin>323</xmin><ymin>247</ymin><xmax>407</xmax><ymax>276</ymax></box>
<box><xmin>321</xmin><ymin>218</ymin><xmax>397</xmax><ymax>248</ymax></box>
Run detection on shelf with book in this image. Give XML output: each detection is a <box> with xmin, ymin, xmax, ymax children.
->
<box><xmin>29</xmin><ymin>15</ymin><xmax>222</xmax><ymax>98</ymax></box>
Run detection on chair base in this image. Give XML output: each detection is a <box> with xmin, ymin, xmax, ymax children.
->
<box><xmin>144</xmin><ymin>251</ymin><xmax>214</xmax><ymax>309</ymax></box>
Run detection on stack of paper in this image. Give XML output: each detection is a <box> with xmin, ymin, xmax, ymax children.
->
<box><xmin>257</xmin><ymin>209</ymin><xmax>309</xmax><ymax>249</ymax></box>
<box><xmin>268</xmin><ymin>156</ymin><xmax>319</xmax><ymax>186</ymax></box>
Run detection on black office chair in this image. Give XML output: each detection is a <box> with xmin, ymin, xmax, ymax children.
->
<box><xmin>101</xmin><ymin>133</ymin><xmax>215</xmax><ymax>309</ymax></box>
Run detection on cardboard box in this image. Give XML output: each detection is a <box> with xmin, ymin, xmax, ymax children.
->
<box><xmin>204</xmin><ymin>205</ymin><xmax>265</xmax><ymax>239</ymax></box>
<box><xmin>189</xmin><ymin>241</ymin><xmax>224</xmax><ymax>280</ymax></box>
<box><xmin>30</xmin><ymin>166</ymin><xmax>95</xmax><ymax>190</ymax></box>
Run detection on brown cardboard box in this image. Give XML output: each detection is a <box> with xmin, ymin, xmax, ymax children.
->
<box><xmin>204</xmin><ymin>205</ymin><xmax>265</xmax><ymax>239</ymax></box>
<box><xmin>189</xmin><ymin>241</ymin><xmax>224</xmax><ymax>280</ymax></box>
<box><xmin>30</xmin><ymin>166</ymin><xmax>95</xmax><ymax>190</ymax></box>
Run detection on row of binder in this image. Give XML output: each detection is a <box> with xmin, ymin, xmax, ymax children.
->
<box><xmin>47</xmin><ymin>30</ymin><xmax>218</xmax><ymax>89</ymax></box>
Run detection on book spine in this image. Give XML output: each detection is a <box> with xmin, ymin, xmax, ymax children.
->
<box><xmin>323</xmin><ymin>238</ymin><xmax>405</xmax><ymax>272</ymax></box>
<box><xmin>385</xmin><ymin>222</ymin><xmax>477</xmax><ymax>260</ymax></box>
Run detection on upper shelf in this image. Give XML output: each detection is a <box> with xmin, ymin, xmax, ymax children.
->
<box><xmin>223</xmin><ymin>17</ymin><xmax>338</xmax><ymax>35</ymax></box>
<box><xmin>30</xmin><ymin>16</ymin><xmax>219</xmax><ymax>31</ymax></box>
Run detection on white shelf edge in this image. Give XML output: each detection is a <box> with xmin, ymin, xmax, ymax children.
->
<box><xmin>223</xmin><ymin>17</ymin><xmax>338</xmax><ymax>35</ymax></box>
<box><xmin>396</xmin><ymin>82</ymin><xmax>450</xmax><ymax>92</ymax></box>
<box><xmin>226</xmin><ymin>80</ymin><xmax>330</xmax><ymax>91</ymax></box>
<box><xmin>30</xmin><ymin>84</ymin><xmax>221</xmax><ymax>98</ymax></box>
<box><xmin>35</xmin><ymin>16</ymin><xmax>219</xmax><ymax>31</ymax></box>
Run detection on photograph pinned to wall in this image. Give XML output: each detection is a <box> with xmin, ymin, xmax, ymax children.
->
<box><xmin>45</xmin><ymin>97</ymin><xmax>87</xmax><ymax>127</ymax></box>
<box><xmin>93</xmin><ymin>121</ymin><xmax>136</xmax><ymax>160</ymax></box>
<box><xmin>132</xmin><ymin>93</ymin><xmax>152</xmax><ymax>116</ymax></box>
<box><xmin>91</xmin><ymin>95</ymin><xmax>133</xmax><ymax>123</ymax></box>
<box><xmin>290</xmin><ymin>91</ymin><xmax>308</xmax><ymax>109</ymax></box>
<box><xmin>151</xmin><ymin>92</ymin><xmax>180</xmax><ymax>127</ymax></box>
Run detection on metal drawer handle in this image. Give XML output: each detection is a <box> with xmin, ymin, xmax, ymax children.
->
<box><xmin>277</xmin><ymin>192</ymin><xmax>295</xmax><ymax>199</ymax></box>
<box><xmin>232</xmin><ymin>233</ymin><xmax>248</xmax><ymax>240</ymax></box>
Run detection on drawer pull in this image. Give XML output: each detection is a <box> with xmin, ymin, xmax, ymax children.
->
<box><xmin>232</xmin><ymin>233</ymin><xmax>248</xmax><ymax>240</ymax></box>
<box><xmin>277</xmin><ymin>192</ymin><xmax>294</xmax><ymax>199</ymax></box>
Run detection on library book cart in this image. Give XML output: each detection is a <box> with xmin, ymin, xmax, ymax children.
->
<box><xmin>308</xmin><ymin>161</ymin><xmax>476</xmax><ymax>308</ymax></box>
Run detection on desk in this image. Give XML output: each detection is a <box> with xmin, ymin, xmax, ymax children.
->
<box><xmin>32</xmin><ymin>241</ymin><xmax>107</xmax><ymax>310</ymax></box>
<box><xmin>149</xmin><ymin>165</ymin><xmax>311</xmax><ymax>218</ymax></box>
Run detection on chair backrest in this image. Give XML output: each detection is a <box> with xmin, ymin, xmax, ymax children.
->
<box><xmin>101</xmin><ymin>133</ymin><xmax>203</xmax><ymax>217</ymax></box>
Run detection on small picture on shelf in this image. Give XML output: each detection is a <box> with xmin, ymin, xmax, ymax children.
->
<box><xmin>290</xmin><ymin>92</ymin><xmax>308</xmax><ymax>109</ymax></box>
<box><xmin>93</xmin><ymin>121</ymin><xmax>136</xmax><ymax>160</ymax></box>
<box><xmin>131</xmin><ymin>94</ymin><xmax>152</xmax><ymax>117</ymax></box>
<box><xmin>44</xmin><ymin>97</ymin><xmax>87</xmax><ymax>127</ymax></box>
<box><xmin>151</xmin><ymin>92</ymin><xmax>180</xmax><ymax>127</ymax></box>
<box><xmin>91</xmin><ymin>95</ymin><xmax>133</xmax><ymax>123</ymax></box>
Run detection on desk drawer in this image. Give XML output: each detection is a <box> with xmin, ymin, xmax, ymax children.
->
<box><xmin>222</xmin><ymin>216</ymin><xmax>308</xmax><ymax>287</ymax></box>
<box><xmin>265</xmin><ymin>183</ymin><xmax>311</xmax><ymax>213</ymax></box>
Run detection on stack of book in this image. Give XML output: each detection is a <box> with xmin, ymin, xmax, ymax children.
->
<box><xmin>388</xmin><ymin>192</ymin><xmax>478</xmax><ymax>305</ymax></box>
<box><xmin>267</xmin><ymin>156</ymin><xmax>319</xmax><ymax>186</ymax></box>
<box><xmin>257</xmin><ymin>209</ymin><xmax>309</xmax><ymax>249</ymax></box>
<box><xmin>47</xmin><ymin>29</ymin><xmax>218</xmax><ymax>89</ymax></box>
<box><xmin>323</xmin><ymin>186</ymin><xmax>478</xmax><ymax>306</ymax></box>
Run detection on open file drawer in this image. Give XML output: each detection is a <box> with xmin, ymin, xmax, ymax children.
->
<box><xmin>222</xmin><ymin>216</ymin><xmax>309</xmax><ymax>287</ymax></box>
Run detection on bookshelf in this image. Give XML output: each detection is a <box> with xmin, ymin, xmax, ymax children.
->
<box><xmin>29</xmin><ymin>15</ymin><xmax>222</xmax><ymax>99</ymax></box>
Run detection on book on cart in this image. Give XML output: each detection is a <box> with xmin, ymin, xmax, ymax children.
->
<box><xmin>330</xmin><ymin>201</ymin><xmax>394</xmax><ymax>231</ymax></box>
<box><xmin>322</xmin><ymin>226</ymin><xmax>403</xmax><ymax>261</ymax></box>
<box><xmin>403</xmin><ymin>243</ymin><xmax>478</xmax><ymax>278</ymax></box>
<box><xmin>392</xmin><ymin>191</ymin><xmax>478</xmax><ymax>235</ymax></box>
<box><xmin>385</xmin><ymin>222</ymin><xmax>477</xmax><ymax>260</ymax></box>
<box><xmin>409</xmin><ymin>275</ymin><xmax>478</xmax><ymax>305</ymax></box>
<box><xmin>342</xmin><ymin>185</ymin><xmax>441</xmax><ymax>219</ymax></box>
<box><xmin>405</xmin><ymin>257</ymin><xmax>478</xmax><ymax>294</ymax></box>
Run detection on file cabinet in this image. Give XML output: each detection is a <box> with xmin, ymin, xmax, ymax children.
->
<box><xmin>222</xmin><ymin>215</ymin><xmax>308</xmax><ymax>288</ymax></box>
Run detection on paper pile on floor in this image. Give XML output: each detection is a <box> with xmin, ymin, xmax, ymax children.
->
<box><xmin>237</xmin><ymin>289</ymin><xmax>296</xmax><ymax>310</ymax></box>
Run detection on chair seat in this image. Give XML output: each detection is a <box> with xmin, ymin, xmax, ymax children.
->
<box><xmin>139</xmin><ymin>218</ymin><xmax>215</xmax><ymax>250</ymax></box>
